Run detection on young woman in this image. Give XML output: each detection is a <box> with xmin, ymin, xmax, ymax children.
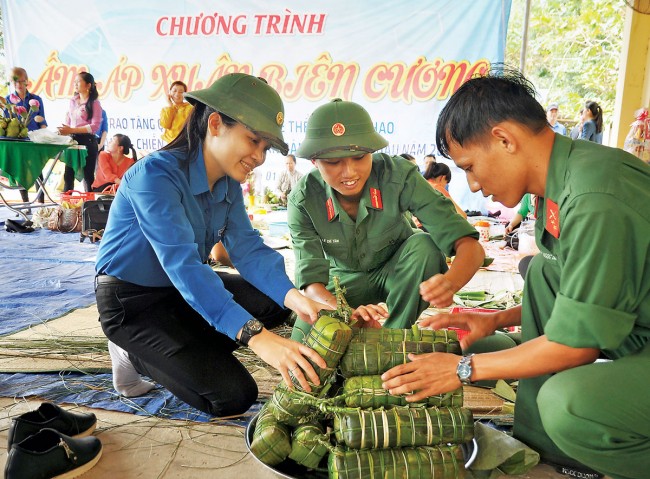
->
<box><xmin>57</xmin><ymin>72</ymin><xmax>103</xmax><ymax>192</ymax></box>
<box><xmin>580</xmin><ymin>100</ymin><xmax>603</xmax><ymax>144</ymax></box>
<box><xmin>95</xmin><ymin>74</ymin><xmax>329</xmax><ymax>417</ymax></box>
<box><xmin>160</xmin><ymin>80</ymin><xmax>193</xmax><ymax>144</ymax></box>
<box><xmin>91</xmin><ymin>134</ymin><xmax>137</xmax><ymax>192</ymax></box>
<box><xmin>423</xmin><ymin>162</ymin><xmax>467</xmax><ymax>218</ymax></box>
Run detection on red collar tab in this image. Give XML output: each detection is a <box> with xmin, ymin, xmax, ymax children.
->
<box><xmin>545</xmin><ymin>199</ymin><xmax>560</xmax><ymax>238</ymax></box>
<box><xmin>326</xmin><ymin>197</ymin><xmax>336</xmax><ymax>222</ymax></box>
<box><xmin>370</xmin><ymin>188</ymin><xmax>383</xmax><ymax>210</ymax></box>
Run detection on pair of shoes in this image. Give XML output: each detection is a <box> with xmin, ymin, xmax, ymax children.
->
<box><xmin>5</xmin><ymin>429</ymin><xmax>102</xmax><ymax>479</ymax></box>
<box><xmin>5</xmin><ymin>403</ymin><xmax>102</xmax><ymax>479</ymax></box>
<box><xmin>5</xmin><ymin>218</ymin><xmax>34</xmax><ymax>233</ymax></box>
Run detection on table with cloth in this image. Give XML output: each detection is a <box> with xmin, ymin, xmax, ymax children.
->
<box><xmin>0</xmin><ymin>140</ymin><xmax>86</xmax><ymax>212</ymax></box>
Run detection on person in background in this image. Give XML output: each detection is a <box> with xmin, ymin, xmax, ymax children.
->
<box><xmin>5</xmin><ymin>67</ymin><xmax>47</xmax><ymax>203</ymax></box>
<box><xmin>422</xmin><ymin>153</ymin><xmax>436</xmax><ymax>174</ymax></box>
<box><xmin>399</xmin><ymin>153</ymin><xmax>418</xmax><ymax>166</ymax></box>
<box><xmin>96</xmin><ymin>108</ymin><xmax>108</xmax><ymax>151</ymax></box>
<box><xmin>580</xmin><ymin>100</ymin><xmax>603</xmax><ymax>144</ymax></box>
<box><xmin>382</xmin><ymin>68</ymin><xmax>650</xmax><ymax>479</ymax></box>
<box><xmin>160</xmin><ymin>80</ymin><xmax>193</xmax><ymax>144</ymax></box>
<box><xmin>504</xmin><ymin>193</ymin><xmax>536</xmax><ymax>234</ymax></box>
<box><xmin>91</xmin><ymin>134</ymin><xmax>137</xmax><ymax>192</ymax></box>
<box><xmin>58</xmin><ymin>72</ymin><xmax>103</xmax><ymax>192</ymax></box>
<box><xmin>288</xmin><ymin>99</ymin><xmax>485</xmax><ymax>339</ymax></box>
<box><xmin>569</xmin><ymin>108</ymin><xmax>584</xmax><ymax>140</ymax></box>
<box><xmin>423</xmin><ymin>162</ymin><xmax>467</xmax><ymax>219</ymax></box>
<box><xmin>546</xmin><ymin>103</ymin><xmax>566</xmax><ymax>135</ymax></box>
<box><xmin>95</xmin><ymin>74</ymin><xmax>333</xmax><ymax>416</ymax></box>
<box><xmin>276</xmin><ymin>153</ymin><xmax>303</xmax><ymax>206</ymax></box>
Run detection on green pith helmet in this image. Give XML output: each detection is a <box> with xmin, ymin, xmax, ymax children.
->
<box><xmin>296</xmin><ymin>99</ymin><xmax>388</xmax><ymax>159</ymax></box>
<box><xmin>185</xmin><ymin>73</ymin><xmax>288</xmax><ymax>155</ymax></box>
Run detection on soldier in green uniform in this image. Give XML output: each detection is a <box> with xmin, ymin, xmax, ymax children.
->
<box><xmin>288</xmin><ymin>99</ymin><xmax>486</xmax><ymax>340</ymax></box>
<box><xmin>382</xmin><ymin>70</ymin><xmax>650</xmax><ymax>479</ymax></box>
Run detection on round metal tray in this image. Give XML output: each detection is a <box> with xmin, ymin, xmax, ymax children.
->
<box><xmin>245</xmin><ymin>411</ymin><xmax>478</xmax><ymax>478</ymax></box>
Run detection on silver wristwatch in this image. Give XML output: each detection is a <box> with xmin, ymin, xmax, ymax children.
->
<box><xmin>456</xmin><ymin>354</ymin><xmax>475</xmax><ymax>385</ymax></box>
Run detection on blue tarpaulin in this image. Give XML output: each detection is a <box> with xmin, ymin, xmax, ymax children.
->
<box><xmin>0</xmin><ymin>227</ymin><xmax>97</xmax><ymax>335</ymax></box>
<box><xmin>0</xmin><ymin>372</ymin><xmax>259</xmax><ymax>426</ymax></box>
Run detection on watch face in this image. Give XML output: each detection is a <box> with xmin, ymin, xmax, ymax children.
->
<box><xmin>246</xmin><ymin>319</ymin><xmax>263</xmax><ymax>334</ymax></box>
<box><xmin>458</xmin><ymin>363</ymin><xmax>472</xmax><ymax>380</ymax></box>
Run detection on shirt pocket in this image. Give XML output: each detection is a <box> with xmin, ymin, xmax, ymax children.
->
<box><xmin>366</xmin><ymin>221</ymin><xmax>411</xmax><ymax>269</ymax></box>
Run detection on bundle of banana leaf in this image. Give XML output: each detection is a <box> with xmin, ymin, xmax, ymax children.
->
<box><xmin>341</xmin><ymin>375</ymin><xmax>463</xmax><ymax>409</ymax></box>
<box><xmin>351</xmin><ymin>326</ymin><xmax>458</xmax><ymax>344</ymax></box>
<box><xmin>328</xmin><ymin>444</ymin><xmax>466</xmax><ymax>479</ymax></box>
<box><xmin>339</xmin><ymin>340</ymin><xmax>458</xmax><ymax>378</ymax></box>
<box><xmin>288</xmin><ymin>421</ymin><xmax>331</xmax><ymax>469</ymax></box>
<box><xmin>250</xmin><ymin>403</ymin><xmax>292</xmax><ymax>466</ymax></box>
<box><xmin>268</xmin><ymin>314</ymin><xmax>352</xmax><ymax>426</ymax></box>
<box><xmin>332</xmin><ymin>405</ymin><xmax>474</xmax><ymax>450</ymax></box>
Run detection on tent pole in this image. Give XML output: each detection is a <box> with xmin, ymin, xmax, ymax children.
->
<box><xmin>520</xmin><ymin>0</ymin><xmax>532</xmax><ymax>74</ymax></box>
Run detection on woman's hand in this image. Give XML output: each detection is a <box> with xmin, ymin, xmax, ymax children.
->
<box><xmin>284</xmin><ymin>288</ymin><xmax>330</xmax><ymax>325</ymax></box>
<box><xmin>505</xmin><ymin>223</ymin><xmax>515</xmax><ymax>234</ymax></box>
<box><xmin>351</xmin><ymin>303</ymin><xmax>389</xmax><ymax>328</ymax></box>
<box><xmin>57</xmin><ymin>124</ymin><xmax>73</xmax><ymax>136</ymax></box>
<box><xmin>419</xmin><ymin>274</ymin><xmax>457</xmax><ymax>309</ymax></box>
<box><xmin>419</xmin><ymin>311</ymin><xmax>499</xmax><ymax>350</ymax></box>
<box><xmin>248</xmin><ymin>329</ymin><xmax>327</xmax><ymax>392</ymax></box>
<box><xmin>381</xmin><ymin>351</ymin><xmax>461</xmax><ymax>403</ymax></box>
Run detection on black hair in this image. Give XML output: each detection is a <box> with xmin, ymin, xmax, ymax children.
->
<box><xmin>113</xmin><ymin>134</ymin><xmax>138</xmax><ymax>161</ymax></box>
<box><xmin>399</xmin><ymin>153</ymin><xmax>416</xmax><ymax>163</ymax></box>
<box><xmin>423</xmin><ymin>162</ymin><xmax>451</xmax><ymax>183</ymax></box>
<box><xmin>161</xmin><ymin>101</ymin><xmax>237</xmax><ymax>159</ymax></box>
<box><xmin>286</xmin><ymin>154</ymin><xmax>296</xmax><ymax>163</ymax></box>
<box><xmin>584</xmin><ymin>101</ymin><xmax>603</xmax><ymax>133</ymax></box>
<box><xmin>78</xmin><ymin>72</ymin><xmax>99</xmax><ymax>121</ymax></box>
<box><xmin>436</xmin><ymin>66</ymin><xmax>547</xmax><ymax>159</ymax></box>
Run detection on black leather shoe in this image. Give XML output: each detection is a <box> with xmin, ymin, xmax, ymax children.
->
<box><xmin>5</xmin><ymin>218</ymin><xmax>34</xmax><ymax>233</ymax></box>
<box><xmin>7</xmin><ymin>403</ymin><xmax>97</xmax><ymax>449</ymax></box>
<box><xmin>4</xmin><ymin>428</ymin><xmax>102</xmax><ymax>479</ymax></box>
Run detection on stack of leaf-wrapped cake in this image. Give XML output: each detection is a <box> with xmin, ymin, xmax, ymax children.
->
<box><xmin>250</xmin><ymin>279</ymin><xmax>474</xmax><ymax>479</ymax></box>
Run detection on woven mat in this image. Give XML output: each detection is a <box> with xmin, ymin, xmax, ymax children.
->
<box><xmin>463</xmin><ymin>385</ymin><xmax>514</xmax><ymax>424</ymax></box>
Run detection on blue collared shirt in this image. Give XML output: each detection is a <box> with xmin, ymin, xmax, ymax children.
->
<box><xmin>96</xmin><ymin>109</ymin><xmax>108</xmax><ymax>142</ymax></box>
<box><xmin>95</xmin><ymin>147</ymin><xmax>295</xmax><ymax>340</ymax></box>
<box><xmin>550</xmin><ymin>122</ymin><xmax>566</xmax><ymax>135</ymax></box>
<box><xmin>5</xmin><ymin>91</ymin><xmax>48</xmax><ymax>131</ymax></box>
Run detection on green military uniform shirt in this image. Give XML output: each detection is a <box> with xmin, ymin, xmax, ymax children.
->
<box><xmin>514</xmin><ymin>134</ymin><xmax>650</xmax><ymax>476</ymax></box>
<box><xmin>288</xmin><ymin>153</ymin><xmax>479</xmax><ymax>290</ymax></box>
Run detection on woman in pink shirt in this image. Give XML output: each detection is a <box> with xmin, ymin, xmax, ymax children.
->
<box><xmin>423</xmin><ymin>162</ymin><xmax>467</xmax><ymax>218</ymax></box>
<box><xmin>92</xmin><ymin>134</ymin><xmax>137</xmax><ymax>192</ymax></box>
<box><xmin>57</xmin><ymin>72</ymin><xmax>103</xmax><ymax>192</ymax></box>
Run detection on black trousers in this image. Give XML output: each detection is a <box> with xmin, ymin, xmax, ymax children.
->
<box><xmin>96</xmin><ymin>271</ymin><xmax>290</xmax><ymax>417</ymax></box>
<box><xmin>64</xmin><ymin>134</ymin><xmax>98</xmax><ymax>192</ymax></box>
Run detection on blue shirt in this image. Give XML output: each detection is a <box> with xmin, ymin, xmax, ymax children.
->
<box><xmin>550</xmin><ymin>122</ymin><xmax>566</xmax><ymax>135</ymax></box>
<box><xmin>5</xmin><ymin>91</ymin><xmax>47</xmax><ymax>131</ymax></box>
<box><xmin>95</xmin><ymin>147</ymin><xmax>295</xmax><ymax>340</ymax></box>
<box><xmin>580</xmin><ymin>119</ymin><xmax>603</xmax><ymax>144</ymax></box>
<box><xmin>96</xmin><ymin>109</ymin><xmax>108</xmax><ymax>142</ymax></box>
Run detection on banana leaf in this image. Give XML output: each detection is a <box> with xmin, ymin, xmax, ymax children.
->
<box><xmin>333</xmin><ymin>406</ymin><xmax>474</xmax><ymax>450</ymax></box>
<box><xmin>250</xmin><ymin>403</ymin><xmax>292</xmax><ymax>466</ymax></box>
<box><xmin>328</xmin><ymin>444</ymin><xmax>466</xmax><ymax>479</ymax></box>
<box><xmin>288</xmin><ymin>421</ymin><xmax>330</xmax><ymax>469</ymax></box>
<box><xmin>342</xmin><ymin>375</ymin><xmax>463</xmax><ymax>409</ymax></box>
<box><xmin>351</xmin><ymin>327</ymin><xmax>458</xmax><ymax>344</ymax></box>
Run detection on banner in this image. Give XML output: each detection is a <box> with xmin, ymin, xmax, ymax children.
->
<box><xmin>2</xmin><ymin>0</ymin><xmax>511</xmax><ymax>211</ymax></box>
